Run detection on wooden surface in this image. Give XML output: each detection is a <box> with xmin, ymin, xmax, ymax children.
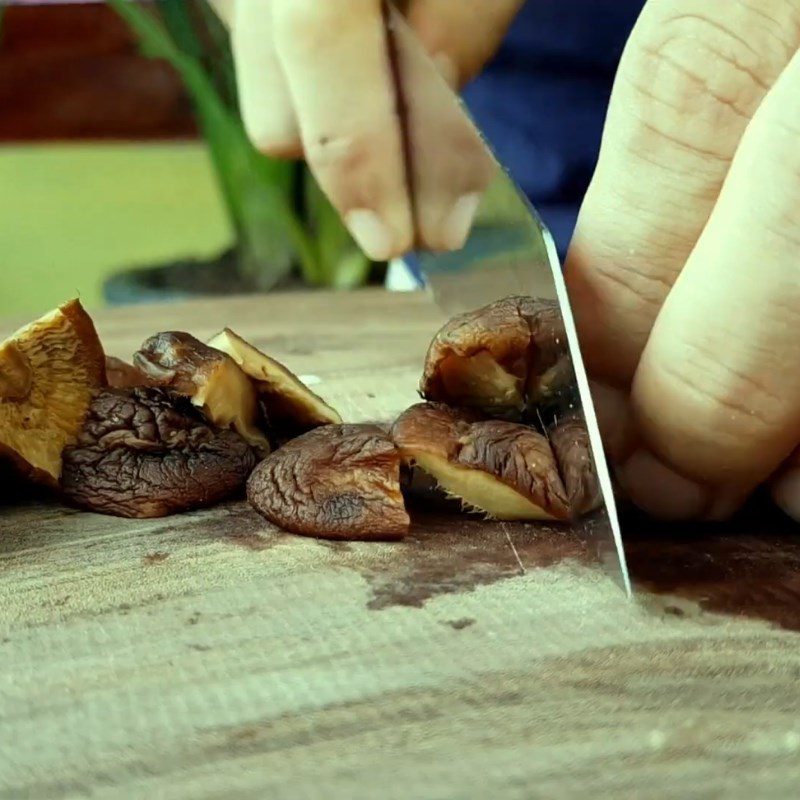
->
<box><xmin>3</xmin><ymin>290</ymin><xmax>800</xmax><ymax>799</ymax></box>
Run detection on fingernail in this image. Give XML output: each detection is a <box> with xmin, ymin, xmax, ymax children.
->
<box><xmin>433</xmin><ymin>53</ymin><xmax>459</xmax><ymax>88</ymax></box>
<box><xmin>771</xmin><ymin>468</ymin><xmax>800</xmax><ymax>521</ymax></box>
<box><xmin>345</xmin><ymin>209</ymin><xmax>396</xmax><ymax>261</ymax></box>
<box><xmin>617</xmin><ymin>449</ymin><xmax>709</xmax><ymax>520</ymax></box>
<box><xmin>442</xmin><ymin>193</ymin><xmax>481</xmax><ymax>251</ymax></box>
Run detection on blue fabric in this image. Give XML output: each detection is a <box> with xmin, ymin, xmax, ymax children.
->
<box><xmin>462</xmin><ymin>0</ymin><xmax>644</xmax><ymax>260</ymax></box>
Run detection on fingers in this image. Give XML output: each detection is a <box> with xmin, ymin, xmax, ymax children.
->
<box><xmin>565</xmin><ymin>0</ymin><xmax>799</xmax><ymax>386</ymax></box>
<box><xmin>631</xmin><ymin>48</ymin><xmax>800</xmax><ymax>497</ymax></box>
<box><xmin>388</xmin><ymin>9</ymin><xmax>495</xmax><ymax>251</ymax></box>
<box><xmin>232</xmin><ymin>0</ymin><xmax>301</xmax><ymax>157</ymax></box>
<box><xmin>271</xmin><ymin>0</ymin><xmax>493</xmax><ymax>260</ymax></box>
<box><xmin>406</xmin><ymin>0</ymin><xmax>524</xmax><ymax>87</ymax></box>
<box><xmin>272</xmin><ymin>0</ymin><xmax>413</xmax><ymax>260</ymax></box>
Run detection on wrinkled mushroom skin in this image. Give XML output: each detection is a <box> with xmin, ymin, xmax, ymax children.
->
<box><xmin>420</xmin><ymin>296</ymin><xmax>575</xmax><ymax>419</ymax></box>
<box><xmin>0</xmin><ymin>299</ymin><xmax>105</xmax><ymax>485</ymax></box>
<box><xmin>247</xmin><ymin>424</ymin><xmax>409</xmax><ymax>540</ymax></box>
<box><xmin>134</xmin><ymin>331</ymin><xmax>268</xmax><ymax>453</ymax></box>
<box><xmin>549</xmin><ymin>413</ymin><xmax>602</xmax><ymax>516</ymax></box>
<box><xmin>62</xmin><ymin>388</ymin><xmax>256</xmax><ymax>518</ymax></box>
<box><xmin>392</xmin><ymin>403</ymin><xmax>571</xmax><ymax>522</ymax></box>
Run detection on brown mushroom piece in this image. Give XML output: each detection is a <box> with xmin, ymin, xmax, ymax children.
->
<box><xmin>61</xmin><ymin>387</ymin><xmax>256</xmax><ymax>518</ymax></box>
<box><xmin>247</xmin><ymin>424</ymin><xmax>409</xmax><ymax>540</ymax></box>
<box><xmin>134</xmin><ymin>331</ymin><xmax>270</xmax><ymax>454</ymax></box>
<box><xmin>548</xmin><ymin>412</ymin><xmax>602</xmax><ymax>516</ymax></box>
<box><xmin>208</xmin><ymin>328</ymin><xmax>342</xmax><ymax>438</ymax></box>
<box><xmin>392</xmin><ymin>403</ymin><xmax>570</xmax><ymax>521</ymax></box>
<box><xmin>420</xmin><ymin>295</ymin><xmax>575</xmax><ymax>419</ymax></box>
<box><xmin>105</xmin><ymin>356</ymin><xmax>154</xmax><ymax>389</ymax></box>
<box><xmin>0</xmin><ymin>299</ymin><xmax>105</xmax><ymax>485</ymax></box>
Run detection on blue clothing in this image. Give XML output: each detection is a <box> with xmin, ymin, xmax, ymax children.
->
<box><xmin>464</xmin><ymin>0</ymin><xmax>643</xmax><ymax>259</ymax></box>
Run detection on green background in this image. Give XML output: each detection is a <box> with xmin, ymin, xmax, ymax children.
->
<box><xmin>1</xmin><ymin>142</ymin><xmax>231</xmax><ymax>318</ymax></box>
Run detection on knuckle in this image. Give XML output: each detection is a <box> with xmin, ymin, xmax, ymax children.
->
<box><xmin>620</xmin><ymin>3</ymin><xmax>792</xmax><ymax>152</ymax></box>
<box><xmin>277</xmin><ymin>0</ymin><xmax>376</xmax><ymax>50</ymax></box>
<box><xmin>304</xmin><ymin>131</ymin><xmax>376</xmax><ymax>177</ymax></box>
<box><xmin>659</xmin><ymin>339</ymin><xmax>789</xmax><ymax>449</ymax></box>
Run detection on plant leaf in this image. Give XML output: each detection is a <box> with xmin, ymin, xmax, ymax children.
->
<box><xmin>107</xmin><ymin>0</ymin><xmax>317</xmax><ymax>290</ymax></box>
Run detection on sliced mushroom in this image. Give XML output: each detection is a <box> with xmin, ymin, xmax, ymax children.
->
<box><xmin>134</xmin><ymin>331</ymin><xmax>269</xmax><ymax>454</ymax></box>
<box><xmin>420</xmin><ymin>295</ymin><xmax>574</xmax><ymax>419</ymax></box>
<box><xmin>62</xmin><ymin>387</ymin><xmax>256</xmax><ymax>518</ymax></box>
<box><xmin>392</xmin><ymin>403</ymin><xmax>570</xmax><ymax>521</ymax></box>
<box><xmin>208</xmin><ymin>328</ymin><xmax>341</xmax><ymax>438</ymax></box>
<box><xmin>105</xmin><ymin>356</ymin><xmax>153</xmax><ymax>389</ymax></box>
<box><xmin>247</xmin><ymin>424</ymin><xmax>409</xmax><ymax>540</ymax></box>
<box><xmin>549</xmin><ymin>412</ymin><xmax>602</xmax><ymax>516</ymax></box>
<box><xmin>0</xmin><ymin>299</ymin><xmax>105</xmax><ymax>484</ymax></box>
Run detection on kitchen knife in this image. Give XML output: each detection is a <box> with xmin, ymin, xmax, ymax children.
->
<box><xmin>385</xmin><ymin>6</ymin><xmax>631</xmax><ymax>594</ymax></box>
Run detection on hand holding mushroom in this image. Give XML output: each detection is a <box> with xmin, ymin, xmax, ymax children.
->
<box><xmin>564</xmin><ymin>5</ymin><xmax>800</xmax><ymax>521</ymax></box>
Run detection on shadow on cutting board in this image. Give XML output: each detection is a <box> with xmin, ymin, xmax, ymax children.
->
<box><xmin>623</xmin><ymin>497</ymin><xmax>800</xmax><ymax>633</ymax></box>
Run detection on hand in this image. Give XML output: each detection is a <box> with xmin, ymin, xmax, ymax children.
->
<box><xmin>564</xmin><ymin>1</ymin><xmax>800</xmax><ymax>520</ymax></box>
<box><xmin>210</xmin><ymin>0</ymin><xmax>524</xmax><ymax>260</ymax></box>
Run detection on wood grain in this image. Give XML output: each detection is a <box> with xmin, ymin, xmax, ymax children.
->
<box><xmin>2</xmin><ymin>291</ymin><xmax>800</xmax><ymax>799</ymax></box>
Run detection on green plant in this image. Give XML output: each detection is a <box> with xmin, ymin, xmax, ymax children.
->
<box><xmin>107</xmin><ymin>0</ymin><xmax>373</xmax><ymax>291</ymax></box>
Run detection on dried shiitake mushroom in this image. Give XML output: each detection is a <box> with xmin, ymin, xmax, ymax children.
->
<box><xmin>62</xmin><ymin>387</ymin><xmax>256</xmax><ymax>518</ymax></box>
<box><xmin>208</xmin><ymin>328</ymin><xmax>341</xmax><ymax>436</ymax></box>
<box><xmin>247</xmin><ymin>424</ymin><xmax>409</xmax><ymax>540</ymax></box>
<box><xmin>105</xmin><ymin>356</ymin><xmax>152</xmax><ymax>389</ymax></box>
<box><xmin>134</xmin><ymin>331</ymin><xmax>269</xmax><ymax>454</ymax></box>
<box><xmin>420</xmin><ymin>295</ymin><xmax>574</xmax><ymax>418</ymax></box>
<box><xmin>392</xmin><ymin>403</ymin><xmax>570</xmax><ymax>522</ymax></box>
<box><xmin>0</xmin><ymin>299</ymin><xmax>105</xmax><ymax>484</ymax></box>
<box><xmin>548</xmin><ymin>413</ymin><xmax>602</xmax><ymax>516</ymax></box>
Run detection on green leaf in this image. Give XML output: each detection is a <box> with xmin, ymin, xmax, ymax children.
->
<box><xmin>304</xmin><ymin>168</ymin><xmax>372</xmax><ymax>288</ymax></box>
<box><xmin>106</xmin><ymin>0</ymin><xmax>316</xmax><ymax>290</ymax></box>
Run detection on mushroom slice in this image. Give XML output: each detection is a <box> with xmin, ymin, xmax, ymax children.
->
<box><xmin>392</xmin><ymin>403</ymin><xmax>570</xmax><ymax>522</ymax></box>
<box><xmin>208</xmin><ymin>328</ymin><xmax>341</xmax><ymax>436</ymax></box>
<box><xmin>105</xmin><ymin>356</ymin><xmax>153</xmax><ymax>389</ymax></box>
<box><xmin>0</xmin><ymin>299</ymin><xmax>105</xmax><ymax>484</ymax></box>
<box><xmin>134</xmin><ymin>331</ymin><xmax>269</xmax><ymax>454</ymax></box>
<box><xmin>62</xmin><ymin>387</ymin><xmax>256</xmax><ymax>518</ymax></box>
<box><xmin>247</xmin><ymin>424</ymin><xmax>409</xmax><ymax>540</ymax></box>
<box><xmin>548</xmin><ymin>412</ymin><xmax>602</xmax><ymax>516</ymax></box>
<box><xmin>420</xmin><ymin>295</ymin><xmax>573</xmax><ymax>418</ymax></box>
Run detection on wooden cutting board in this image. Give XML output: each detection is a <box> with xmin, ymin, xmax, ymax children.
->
<box><xmin>2</xmin><ymin>290</ymin><xmax>800</xmax><ymax>799</ymax></box>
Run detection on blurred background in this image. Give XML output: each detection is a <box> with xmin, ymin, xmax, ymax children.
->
<box><xmin>0</xmin><ymin>0</ymin><xmax>640</xmax><ymax>319</ymax></box>
<box><xmin>1</xmin><ymin>0</ymin><xmax>375</xmax><ymax>318</ymax></box>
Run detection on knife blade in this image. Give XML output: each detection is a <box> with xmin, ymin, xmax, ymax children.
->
<box><xmin>384</xmin><ymin>5</ymin><xmax>631</xmax><ymax>594</ymax></box>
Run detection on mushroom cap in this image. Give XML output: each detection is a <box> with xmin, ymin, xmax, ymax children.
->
<box><xmin>392</xmin><ymin>402</ymin><xmax>570</xmax><ymax>522</ymax></box>
<box><xmin>134</xmin><ymin>331</ymin><xmax>270</xmax><ymax>454</ymax></box>
<box><xmin>548</xmin><ymin>412</ymin><xmax>602</xmax><ymax>516</ymax></box>
<box><xmin>208</xmin><ymin>328</ymin><xmax>342</xmax><ymax>435</ymax></box>
<box><xmin>62</xmin><ymin>387</ymin><xmax>256</xmax><ymax>518</ymax></box>
<box><xmin>247</xmin><ymin>424</ymin><xmax>409</xmax><ymax>540</ymax></box>
<box><xmin>0</xmin><ymin>299</ymin><xmax>105</xmax><ymax>485</ymax></box>
<box><xmin>420</xmin><ymin>295</ymin><xmax>573</xmax><ymax>417</ymax></box>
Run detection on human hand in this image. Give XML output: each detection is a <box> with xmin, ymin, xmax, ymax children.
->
<box><xmin>210</xmin><ymin>0</ymin><xmax>524</xmax><ymax>261</ymax></box>
<box><xmin>564</xmin><ymin>1</ymin><xmax>800</xmax><ymax>520</ymax></box>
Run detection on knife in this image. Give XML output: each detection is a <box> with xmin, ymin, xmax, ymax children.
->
<box><xmin>384</xmin><ymin>4</ymin><xmax>631</xmax><ymax>594</ymax></box>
